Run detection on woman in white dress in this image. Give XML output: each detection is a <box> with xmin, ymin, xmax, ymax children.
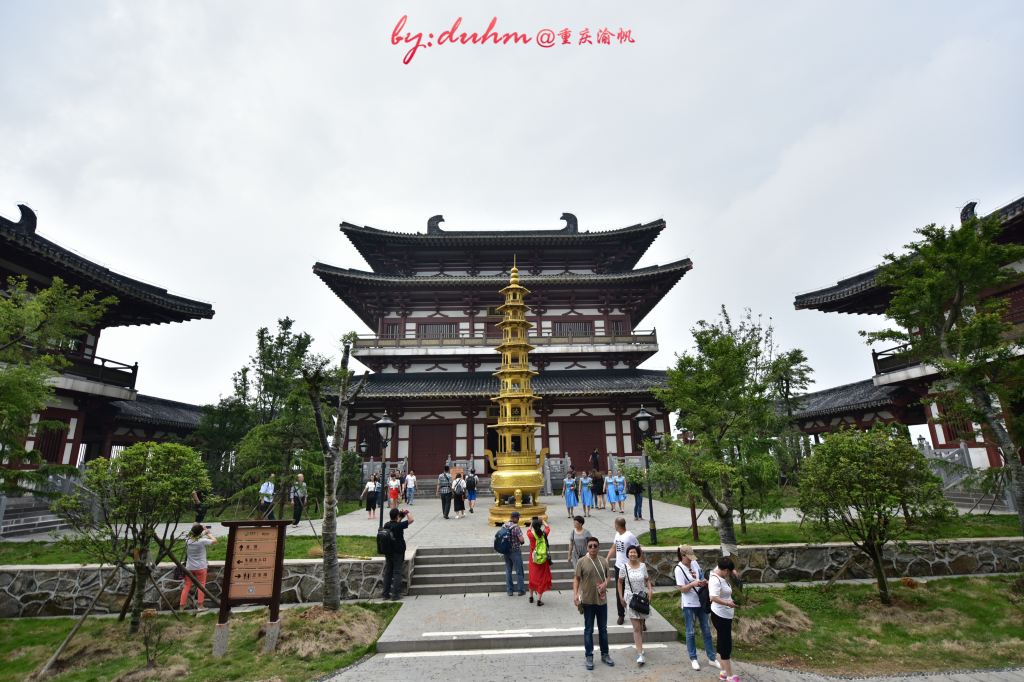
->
<box><xmin>362</xmin><ymin>474</ymin><xmax>380</xmax><ymax>520</ymax></box>
<box><xmin>617</xmin><ymin>544</ymin><xmax>653</xmax><ymax>666</ymax></box>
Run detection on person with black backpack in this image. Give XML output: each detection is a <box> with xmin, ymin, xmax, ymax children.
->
<box><xmin>380</xmin><ymin>507</ymin><xmax>413</xmax><ymax>600</ymax></box>
<box><xmin>674</xmin><ymin>544</ymin><xmax>720</xmax><ymax>672</ymax></box>
<box><xmin>465</xmin><ymin>468</ymin><xmax>479</xmax><ymax>514</ymax></box>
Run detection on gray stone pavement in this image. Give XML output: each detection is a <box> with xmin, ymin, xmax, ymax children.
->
<box><xmin>327</xmin><ymin>644</ymin><xmax>1024</xmax><ymax>682</ymax></box>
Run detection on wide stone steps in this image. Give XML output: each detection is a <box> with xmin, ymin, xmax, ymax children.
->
<box><xmin>1</xmin><ymin>511</ymin><xmax>69</xmax><ymax>538</ymax></box>
<box><xmin>409</xmin><ymin>544</ymin><xmax>613</xmax><ymax>596</ymax></box>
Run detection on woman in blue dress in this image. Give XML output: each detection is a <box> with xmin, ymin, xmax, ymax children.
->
<box><xmin>580</xmin><ymin>471</ymin><xmax>595</xmax><ymax>517</ymax></box>
<box><xmin>563</xmin><ymin>470</ymin><xmax>578</xmax><ymax>518</ymax></box>
<box><xmin>608</xmin><ymin>470</ymin><xmax>627</xmax><ymax>514</ymax></box>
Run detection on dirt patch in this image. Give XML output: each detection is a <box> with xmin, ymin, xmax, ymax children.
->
<box><xmin>736</xmin><ymin>599</ymin><xmax>812</xmax><ymax>646</ymax></box>
<box><xmin>267</xmin><ymin>605</ymin><xmax>381</xmax><ymax>659</ymax></box>
<box><xmin>859</xmin><ymin>605</ymin><xmax>961</xmax><ymax>635</ymax></box>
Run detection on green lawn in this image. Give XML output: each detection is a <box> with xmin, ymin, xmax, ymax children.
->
<box><xmin>651</xmin><ymin>575</ymin><xmax>1024</xmax><ymax>674</ymax></box>
<box><xmin>638</xmin><ymin>513</ymin><xmax>1021</xmax><ymax>546</ymax></box>
<box><xmin>0</xmin><ymin>601</ymin><xmax>400</xmax><ymax>682</ymax></box>
<box><xmin>0</xmin><ymin>535</ymin><xmax>378</xmax><ymax>566</ymax></box>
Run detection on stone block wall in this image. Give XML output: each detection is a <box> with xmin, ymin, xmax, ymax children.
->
<box><xmin>642</xmin><ymin>537</ymin><xmax>1024</xmax><ymax>586</ymax></box>
<box><xmin>0</xmin><ymin>558</ymin><xmax>387</xmax><ymax>618</ymax></box>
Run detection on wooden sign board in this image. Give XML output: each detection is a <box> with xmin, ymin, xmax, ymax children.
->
<box><xmin>218</xmin><ymin>520</ymin><xmax>290</xmax><ymax>624</ymax></box>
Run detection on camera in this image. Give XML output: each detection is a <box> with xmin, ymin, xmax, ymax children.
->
<box><xmin>399</xmin><ymin>510</ymin><xmax>408</xmax><ymax>517</ymax></box>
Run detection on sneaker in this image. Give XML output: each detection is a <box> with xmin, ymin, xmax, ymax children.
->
<box><xmin>469</xmin><ymin>508</ymin><xmax>474</xmax><ymax>513</ymax></box>
<box><xmin>691</xmin><ymin>659</ymin><xmax>700</xmax><ymax>670</ymax></box>
<box><xmin>718</xmin><ymin>673</ymin><xmax>728</xmax><ymax>681</ymax></box>
<box><xmin>601</xmin><ymin>654</ymin><xmax>615</xmax><ymax>667</ymax></box>
<box><xmin>636</xmin><ymin>653</ymin><xmax>645</xmax><ymax>666</ymax></box>
<box><xmin>585</xmin><ymin>656</ymin><xmax>594</xmax><ymax>671</ymax></box>
<box><xmin>709</xmin><ymin>659</ymin><xmax>722</xmax><ymax>670</ymax></box>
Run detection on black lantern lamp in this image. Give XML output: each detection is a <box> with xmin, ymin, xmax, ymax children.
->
<box><xmin>375</xmin><ymin>414</ymin><xmax>395</xmax><ymax>531</ymax></box>
<box><xmin>633</xmin><ymin>406</ymin><xmax>658</xmax><ymax>544</ymax></box>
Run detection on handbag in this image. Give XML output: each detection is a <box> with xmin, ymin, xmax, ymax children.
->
<box><xmin>625</xmin><ymin>565</ymin><xmax>650</xmax><ymax>615</ymax></box>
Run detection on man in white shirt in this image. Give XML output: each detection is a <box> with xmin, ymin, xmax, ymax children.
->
<box><xmin>674</xmin><ymin>544</ymin><xmax>719</xmax><ymax>671</ymax></box>
<box><xmin>605</xmin><ymin>517</ymin><xmax>637</xmax><ymax>625</ymax></box>
<box><xmin>258</xmin><ymin>474</ymin><xmax>276</xmax><ymax>520</ymax></box>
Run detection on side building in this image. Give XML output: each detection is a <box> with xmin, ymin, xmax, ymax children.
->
<box><xmin>314</xmin><ymin>213</ymin><xmax>689</xmax><ymax>479</ymax></box>
<box><xmin>792</xmin><ymin>195</ymin><xmax>1023</xmax><ymax>508</ymax></box>
<box><xmin>0</xmin><ymin>204</ymin><xmax>214</xmax><ymax>468</ymax></box>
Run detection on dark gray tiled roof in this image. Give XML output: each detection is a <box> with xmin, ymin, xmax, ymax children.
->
<box><xmin>0</xmin><ymin>205</ymin><xmax>214</xmax><ymax>326</ymax></box>
<box><xmin>353</xmin><ymin>369</ymin><xmax>668</xmax><ymax>399</ymax></box>
<box><xmin>340</xmin><ymin>218</ymin><xmax>665</xmax><ymax>243</ymax></box>
<box><xmin>792</xmin><ymin>379</ymin><xmax>904</xmax><ymax>420</ymax></box>
<box><xmin>110</xmin><ymin>394</ymin><xmax>204</xmax><ymax>430</ymax></box>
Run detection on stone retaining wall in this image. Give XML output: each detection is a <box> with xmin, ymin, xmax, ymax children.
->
<box><xmin>2</xmin><ymin>539</ymin><xmax>1021</xmax><ymax>617</ymax></box>
<box><xmin>642</xmin><ymin>537</ymin><xmax>1024</xmax><ymax>586</ymax></box>
<box><xmin>0</xmin><ymin>557</ymin><xmax>390</xmax><ymax>618</ymax></box>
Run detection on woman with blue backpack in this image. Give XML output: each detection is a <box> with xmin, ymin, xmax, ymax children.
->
<box><xmin>527</xmin><ymin>516</ymin><xmax>552</xmax><ymax>605</ymax></box>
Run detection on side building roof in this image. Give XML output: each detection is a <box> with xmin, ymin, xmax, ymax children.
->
<box><xmin>791</xmin><ymin>378</ymin><xmax>907</xmax><ymax>420</ymax></box>
<box><xmin>109</xmin><ymin>394</ymin><xmax>204</xmax><ymax>430</ymax></box>
<box><xmin>794</xmin><ymin>194</ymin><xmax>1024</xmax><ymax>315</ymax></box>
<box><xmin>340</xmin><ymin>215</ymin><xmax>666</xmax><ymax>274</ymax></box>
<box><xmin>0</xmin><ymin>204</ymin><xmax>215</xmax><ymax>327</ymax></box>
<box><xmin>313</xmin><ymin>259</ymin><xmax>693</xmax><ymax>329</ymax></box>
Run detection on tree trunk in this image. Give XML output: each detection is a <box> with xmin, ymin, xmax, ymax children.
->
<box><xmin>702</xmin><ymin>476</ymin><xmax>738</xmax><ymax>555</ymax></box>
<box><xmin>867</xmin><ymin>542</ymin><xmax>891</xmax><ymax>605</ymax></box>
<box><xmin>322</xmin><ymin>443</ymin><xmax>341</xmax><ymax>610</ymax></box>
<box><xmin>129</xmin><ymin>560</ymin><xmax>147</xmax><ymax>634</ymax></box>
<box><xmin>303</xmin><ymin>341</ymin><xmax>367</xmax><ymax>610</ymax></box>
<box><xmin>972</xmin><ymin>388</ymin><xmax>1024</xmax><ymax>535</ymax></box>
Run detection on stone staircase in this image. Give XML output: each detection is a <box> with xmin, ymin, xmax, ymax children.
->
<box><xmin>410</xmin><ymin>543</ymin><xmax>597</xmax><ymax>596</ymax></box>
<box><xmin>0</xmin><ymin>497</ymin><xmax>69</xmax><ymax>538</ymax></box>
<box><xmin>943</xmin><ymin>488</ymin><xmax>1013</xmax><ymax>513</ymax></box>
<box><xmin>408</xmin><ymin>477</ymin><xmax>492</xmax><ymax>499</ymax></box>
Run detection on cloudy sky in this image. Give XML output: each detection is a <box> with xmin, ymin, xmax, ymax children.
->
<box><xmin>2</xmin><ymin>1</ymin><xmax>1023</xmax><ymax>406</ymax></box>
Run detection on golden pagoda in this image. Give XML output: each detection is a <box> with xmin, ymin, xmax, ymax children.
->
<box><xmin>487</xmin><ymin>262</ymin><xmax>548</xmax><ymax>525</ymax></box>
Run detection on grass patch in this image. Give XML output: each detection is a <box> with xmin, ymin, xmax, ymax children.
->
<box><xmin>651</xmin><ymin>575</ymin><xmax>1024</xmax><ymax>674</ymax></box>
<box><xmin>0</xmin><ymin>601</ymin><xmax>399</xmax><ymax>682</ymax></box>
<box><xmin>0</xmin><ymin>535</ymin><xmax>378</xmax><ymax>566</ymax></box>
<box><xmin>638</xmin><ymin>513</ymin><xmax>1021</xmax><ymax>546</ymax></box>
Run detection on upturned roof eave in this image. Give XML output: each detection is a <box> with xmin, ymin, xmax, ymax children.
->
<box><xmin>339</xmin><ymin>219</ymin><xmax>667</xmax><ymax>272</ymax></box>
<box><xmin>0</xmin><ymin>217</ymin><xmax>215</xmax><ymax>326</ymax></box>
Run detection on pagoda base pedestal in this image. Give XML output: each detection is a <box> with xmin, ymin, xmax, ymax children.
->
<box><xmin>489</xmin><ymin>503</ymin><xmax>548</xmax><ymax>527</ymax></box>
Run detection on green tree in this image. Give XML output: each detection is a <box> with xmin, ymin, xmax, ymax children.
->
<box><xmin>866</xmin><ymin>215</ymin><xmax>1024</xmax><ymax>534</ymax></box>
<box><xmin>655</xmin><ymin>308</ymin><xmax>810</xmax><ymax>552</ymax></box>
<box><xmin>0</xmin><ymin>276</ymin><xmax>114</xmax><ymax>495</ymax></box>
<box><xmin>191</xmin><ymin>318</ymin><xmax>315</xmax><ymax>508</ymax></box>
<box><xmin>799</xmin><ymin>426</ymin><xmax>953</xmax><ymax>604</ymax></box>
<box><xmin>53</xmin><ymin>442</ymin><xmax>210</xmax><ymax>633</ymax></box>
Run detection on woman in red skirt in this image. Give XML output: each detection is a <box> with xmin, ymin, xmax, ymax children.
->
<box><xmin>526</xmin><ymin>516</ymin><xmax>552</xmax><ymax>606</ymax></box>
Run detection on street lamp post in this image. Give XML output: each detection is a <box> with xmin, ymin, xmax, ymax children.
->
<box><xmin>375</xmin><ymin>414</ymin><xmax>395</xmax><ymax>532</ymax></box>
<box><xmin>634</xmin><ymin>406</ymin><xmax>658</xmax><ymax>545</ymax></box>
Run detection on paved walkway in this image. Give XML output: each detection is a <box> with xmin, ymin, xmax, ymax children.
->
<box><xmin>328</xmin><ymin>641</ymin><xmax>1024</xmax><ymax>681</ymax></box>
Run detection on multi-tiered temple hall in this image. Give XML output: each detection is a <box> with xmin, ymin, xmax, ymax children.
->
<box><xmin>314</xmin><ymin>213</ymin><xmax>688</xmax><ymax>477</ymax></box>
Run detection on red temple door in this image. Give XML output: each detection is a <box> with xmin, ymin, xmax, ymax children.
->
<box><xmin>409</xmin><ymin>423</ymin><xmax>456</xmax><ymax>475</ymax></box>
<box><xmin>558</xmin><ymin>420</ymin><xmax>605</xmax><ymax>473</ymax></box>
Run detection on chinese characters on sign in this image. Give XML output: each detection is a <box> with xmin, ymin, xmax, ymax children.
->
<box><xmin>391</xmin><ymin>16</ymin><xmax>636</xmax><ymax>64</ymax></box>
<box><xmin>227</xmin><ymin>527</ymin><xmax>278</xmax><ymax>600</ymax></box>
